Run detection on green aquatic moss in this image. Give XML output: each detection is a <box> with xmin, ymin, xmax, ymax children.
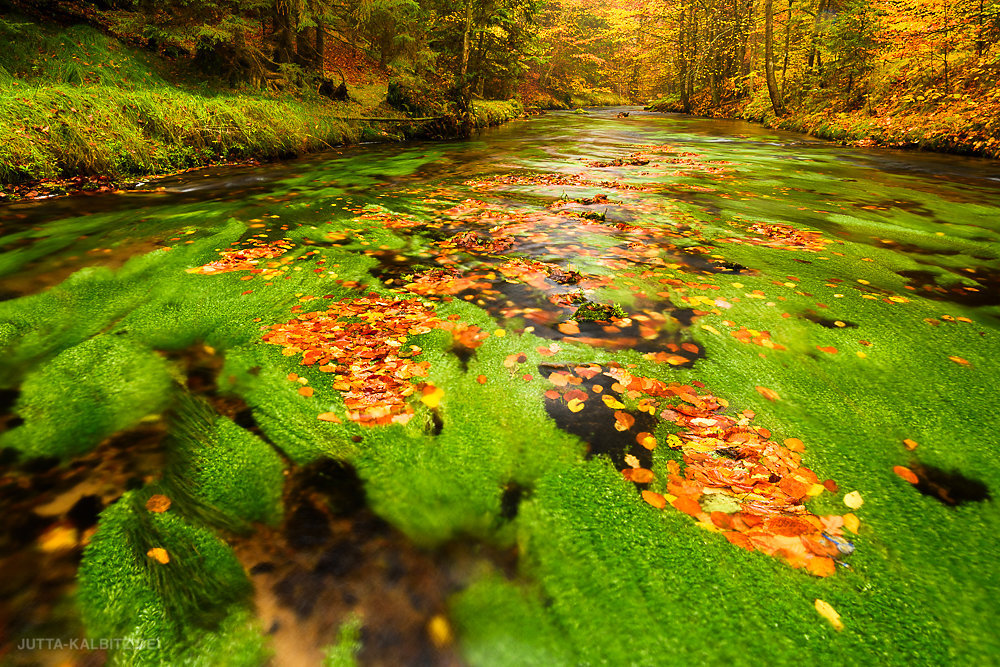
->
<box><xmin>0</xmin><ymin>334</ymin><xmax>173</xmax><ymax>458</ymax></box>
<box><xmin>168</xmin><ymin>397</ymin><xmax>286</xmax><ymax>526</ymax></box>
<box><xmin>3</xmin><ymin>110</ymin><xmax>1000</xmax><ymax>666</ymax></box>
<box><xmin>78</xmin><ymin>493</ymin><xmax>266</xmax><ymax>665</ymax></box>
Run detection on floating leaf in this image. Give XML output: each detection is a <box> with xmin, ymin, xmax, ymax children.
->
<box><xmin>636</xmin><ymin>432</ymin><xmax>657</xmax><ymax>449</ymax></box>
<box><xmin>843</xmin><ymin>490</ymin><xmax>864</xmax><ymax>509</ymax></box>
<box><xmin>814</xmin><ymin>599</ymin><xmax>844</xmax><ymax>631</ymax></box>
<box><xmin>147</xmin><ymin>547</ymin><xmax>170</xmax><ymax>565</ymax></box>
<box><xmin>641</xmin><ymin>490</ymin><xmax>667</xmax><ymax>509</ymax></box>
<box><xmin>755</xmin><ymin>386</ymin><xmax>780</xmax><ymax>401</ymax></box>
<box><xmin>145</xmin><ymin>494</ymin><xmax>172</xmax><ymax>513</ymax></box>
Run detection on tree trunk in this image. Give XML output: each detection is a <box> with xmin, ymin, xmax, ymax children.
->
<box><xmin>296</xmin><ymin>26</ymin><xmax>316</xmax><ymax>68</ymax></box>
<box><xmin>315</xmin><ymin>21</ymin><xmax>325</xmax><ymax>71</ymax></box>
<box><xmin>808</xmin><ymin>0</ymin><xmax>826</xmax><ymax>70</ymax></box>
<box><xmin>461</xmin><ymin>1</ymin><xmax>472</xmax><ymax>94</ymax></box>
<box><xmin>781</xmin><ymin>0</ymin><xmax>793</xmax><ymax>94</ymax></box>
<box><xmin>273</xmin><ymin>0</ymin><xmax>295</xmax><ymax>64</ymax></box>
<box><xmin>764</xmin><ymin>0</ymin><xmax>785</xmax><ymax>115</ymax></box>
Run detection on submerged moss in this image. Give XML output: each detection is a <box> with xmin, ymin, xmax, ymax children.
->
<box><xmin>78</xmin><ymin>493</ymin><xmax>267</xmax><ymax>664</ymax></box>
<box><xmin>0</xmin><ymin>334</ymin><xmax>173</xmax><ymax>458</ymax></box>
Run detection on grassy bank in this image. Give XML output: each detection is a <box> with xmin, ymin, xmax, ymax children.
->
<box><xmin>0</xmin><ymin>17</ymin><xmax>525</xmax><ymax>193</ymax></box>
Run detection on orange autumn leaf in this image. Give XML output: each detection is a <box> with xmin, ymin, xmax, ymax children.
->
<box><xmin>558</xmin><ymin>321</ymin><xmax>580</xmax><ymax>335</ymax></box>
<box><xmin>636</xmin><ymin>432</ymin><xmax>657</xmax><ymax>450</ymax></box>
<box><xmin>948</xmin><ymin>355</ymin><xmax>971</xmax><ymax>366</ymax></box>
<box><xmin>756</xmin><ymin>386</ymin><xmax>780</xmax><ymax>401</ymax></box>
<box><xmin>766</xmin><ymin>516</ymin><xmax>814</xmax><ymax>537</ymax></box>
<box><xmin>631</xmin><ymin>468</ymin><xmax>655</xmax><ymax>484</ymax></box>
<box><xmin>779</xmin><ymin>476</ymin><xmax>811</xmax><ymax>500</ymax></box>
<box><xmin>672</xmin><ymin>495</ymin><xmax>703</xmax><ymax>516</ymax></box>
<box><xmin>317</xmin><ymin>412</ymin><xmax>342</xmax><ymax>423</ymax></box>
<box><xmin>145</xmin><ymin>495</ymin><xmax>172</xmax><ymax>513</ymax></box>
<box><xmin>724</xmin><ymin>531</ymin><xmax>753</xmax><ymax>551</ymax></box>
<box><xmin>641</xmin><ymin>490</ymin><xmax>667</xmax><ymax>509</ymax></box>
<box><xmin>298</xmin><ymin>386</ymin><xmax>314</xmax><ymax>397</ymax></box>
<box><xmin>893</xmin><ymin>465</ymin><xmax>919</xmax><ymax>484</ymax></box>
<box><xmin>806</xmin><ymin>556</ymin><xmax>836</xmax><ymax>577</ymax></box>
<box><xmin>147</xmin><ymin>547</ymin><xmax>170</xmax><ymax>564</ymax></box>
<box><xmin>613</xmin><ymin>410</ymin><xmax>636</xmax><ymax>432</ymax></box>
<box><xmin>817</xmin><ymin>346</ymin><xmax>838</xmax><ymax>354</ymax></box>
<box><xmin>903</xmin><ymin>438</ymin><xmax>919</xmax><ymax>450</ymax></box>
<box><xmin>477</xmin><ymin>375</ymin><xmax>488</xmax><ymax>384</ymax></box>
<box><xmin>548</xmin><ymin>372</ymin><xmax>569</xmax><ymax>387</ymax></box>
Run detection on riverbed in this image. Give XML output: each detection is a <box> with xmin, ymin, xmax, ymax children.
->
<box><xmin>2</xmin><ymin>107</ymin><xmax>999</xmax><ymax>665</ymax></box>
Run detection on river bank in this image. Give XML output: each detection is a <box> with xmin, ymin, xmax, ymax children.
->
<box><xmin>646</xmin><ymin>80</ymin><xmax>1000</xmax><ymax>160</ymax></box>
<box><xmin>0</xmin><ymin>16</ymin><xmax>525</xmax><ymax>199</ymax></box>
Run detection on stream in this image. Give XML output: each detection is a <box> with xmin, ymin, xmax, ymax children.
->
<box><xmin>1</xmin><ymin>107</ymin><xmax>999</xmax><ymax>665</ymax></box>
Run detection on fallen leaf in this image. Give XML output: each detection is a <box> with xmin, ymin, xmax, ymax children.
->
<box><xmin>903</xmin><ymin>438</ymin><xmax>918</xmax><ymax>450</ymax></box>
<box><xmin>147</xmin><ymin>547</ymin><xmax>170</xmax><ymax>564</ymax></box>
<box><xmin>893</xmin><ymin>465</ymin><xmax>919</xmax><ymax>484</ymax></box>
<box><xmin>756</xmin><ymin>386</ymin><xmax>780</xmax><ymax>401</ymax></box>
<box><xmin>428</xmin><ymin>614</ymin><xmax>453</xmax><ymax>648</ymax></box>
<box><xmin>641</xmin><ymin>490</ymin><xmax>667</xmax><ymax>509</ymax></box>
<box><xmin>806</xmin><ymin>556</ymin><xmax>836</xmax><ymax>577</ymax></box>
<box><xmin>145</xmin><ymin>495</ymin><xmax>172</xmax><ymax>513</ymax></box>
<box><xmin>631</xmin><ymin>468</ymin><xmax>655</xmax><ymax>484</ymax></box>
<box><xmin>843</xmin><ymin>490</ymin><xmax>864</xmax><ymax>509</ymax></box>
<box><xmin>814</xmin><ymin>599</ymin><xmax>844</xmax><ymax>631</ymax></box>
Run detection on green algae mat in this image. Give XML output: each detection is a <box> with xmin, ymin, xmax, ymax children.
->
<box><xmin>1</xmin><ymin>108</ymin><xmax>999</xmax><ymax>665</ymax></box>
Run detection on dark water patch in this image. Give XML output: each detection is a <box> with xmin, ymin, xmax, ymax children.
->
<box><xmin>0</xmin><ymin>421</ymin><xmax>168</xmax><ymax>657</ymax></box>
<box><xmin>429</xmin><ymin>409</ymin><xmax>445</xmax><ymax>436</ymax></box>
<box><xmin>231</xmin><ymin>458</ymin><xmax>510</xmax><ymax>666</ymax></box>
<box><xmin>801</xmin><ymin>310</ymin><xmax>858</xmax><ymax>328</ymax></box>
<box><xmin>898</xmin><ymin>269</ymin><xmax>1000</xmax><ymax>307</ymax></box>
<box><xmin>0</xmin><ymin>388</ymin><xmax>22</xmax><ymax>434</ymax></box>
<box><xmin>876</xmin><ymin>238</ymin><xmax>962</xmax><ymax>256</ymax></box>
<box><xmin>908</xmin><ymin>462</ymin><xmax>991</xmax><ymax>505</ymax></box>
<box><xmin>500</xmin><ymin>481</ymin><xmax>528</xmax><ymax>521</ymax></box>
<box><xmin>539</xmin><ymin>363</ymin><xmax>655</xmax><ymax>471</ymax></box>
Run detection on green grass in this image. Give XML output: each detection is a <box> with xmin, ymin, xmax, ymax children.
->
<box><xmin>0</xmin><ymin>17</ymin><xmax>530</xmax><ymax>187</ymax></box>
<box><xmin>0</xmin><ymin>18</ymin><xmax>403</xmax><ymax>186</ymax></box>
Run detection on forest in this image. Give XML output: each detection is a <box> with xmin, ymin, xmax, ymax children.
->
<box><xmin>1</xmin><ymin>0</ymin><xmax>999</xmax><ymax>192</ymax></box>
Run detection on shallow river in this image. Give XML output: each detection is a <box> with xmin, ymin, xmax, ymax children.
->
<box><xmin>1</xmin><ymin>107</ymin><xmax>999</xmax><ymax>666</ymax></box>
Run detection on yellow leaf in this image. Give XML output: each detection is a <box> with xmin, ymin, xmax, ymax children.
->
<box><xmin>602</xmin><ymin>395</ymin><xmax>626</xmax><ymax>410</ymax></box>
<box><xmin>421</xmin><ymin>386</ymin><xmax>444</xmax><ymax>409</ymax></box>
<box><xmin>843</xmin><ymin>513</ymin><xmax>860</xmax><ymax>534</ymax></box>
<box><xmin>814</xmin><ymin>599</ymin><xmax>844</xmax><ymax>631</ymax></box>
<box><xmin>567</xmin><ymin>398</ymin><xmax>585</xmax><ymax>413</ymax></box>
<box><xmin>843</xmin><ymin>490</ymin><xmax>864</xmax><ymax>509</ymax></box>
<box><xmin>428</xmin><ymin>615</ymin><xmax>453</xmax><ymax>648</ymax></box>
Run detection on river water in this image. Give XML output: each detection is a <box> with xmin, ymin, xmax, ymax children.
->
<box><xmin>1</xmin><ymin>107</ymin><xmax>999</xmax><ymax>665</ymax></box>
